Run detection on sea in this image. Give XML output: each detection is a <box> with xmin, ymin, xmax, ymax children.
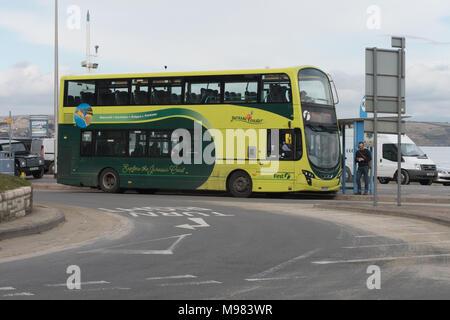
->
<box><xmin>421</xmin><ymin>147</ymin><xmax>450</xmax><ymax>169</ymax></box>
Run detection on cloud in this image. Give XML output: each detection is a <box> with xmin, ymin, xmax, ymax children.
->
<box><xmin>330</xmin><ymin>61</ymin><xmax>450</xmax><ymax>122</ymax></box>
<box><xmin>0</xmin><ymin>0</ymin><xmax>449</xmax><ymax>120</ymax></box>
<box><xmin>0</xmin><ymin>62</ymin><xmax>71</xmax><ymax>115</ymax></box>
<box><xmin>406</xmin><ymin>62</ymin><xmax>450</xmax><ymax>121</ymax></box>
<box><xmin>1</xmin><ymin>0</ymin><xmax>448</xmax><ymax>72</ymax></box>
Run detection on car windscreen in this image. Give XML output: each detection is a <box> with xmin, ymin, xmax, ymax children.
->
<box><xmin>1</xmin><ymin>143</ymin><xmax>27</xmax><ymax>153</ymax></box>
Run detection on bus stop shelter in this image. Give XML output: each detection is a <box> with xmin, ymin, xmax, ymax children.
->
<box><xmin>338</xmin><ymin>118</ymin><xmax>374</xmax><ymax>195</ymax></box>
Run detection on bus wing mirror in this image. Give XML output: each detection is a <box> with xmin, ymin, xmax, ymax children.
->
<box><xmin>328</xmin><ymin>74</ymin><xmax>340</xmax><ymax>105</ymax></box>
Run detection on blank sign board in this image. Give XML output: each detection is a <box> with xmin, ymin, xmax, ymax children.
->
<box><xmin>365</xmin><ymin>48</ymin><xmax>405</xmax><ymax>114</ymax></box>
<box><xmin>364</xmin><ymin>119</ymin><xmax>406</xmax><ymax>134</ymax></box>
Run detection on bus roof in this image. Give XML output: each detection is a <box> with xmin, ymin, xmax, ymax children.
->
<box><xmin>61</xmin><ymin>66</ymin><xmax>322</xmax><ymax>81</ymax></box>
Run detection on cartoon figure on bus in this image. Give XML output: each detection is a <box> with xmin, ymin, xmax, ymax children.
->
<box><xmin>74</xmin><ymin>103</ymin><xmax>94</xmax><ymax>128</ymax></box>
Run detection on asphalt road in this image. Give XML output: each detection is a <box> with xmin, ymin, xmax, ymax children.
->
<box><xmin>0</xmin><ymin>190</ymin><xmax>449</xmax><ymax>300</ymax></box>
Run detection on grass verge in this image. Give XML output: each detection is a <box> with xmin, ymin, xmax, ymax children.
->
<box><xmin>0</xmin><ymin>173</ymin><xmax>31</xmax><ymax>193</ymax></box>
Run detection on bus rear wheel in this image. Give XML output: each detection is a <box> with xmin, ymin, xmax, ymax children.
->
<box><xmin>228</xmin><ymin>171</ymin><xmax>253</xmax><ymax>198</ymax></box>
<box><xmin>99</xmin><ymin>169</ymin><xmax>121</xmax><ymax>193</ymax></box>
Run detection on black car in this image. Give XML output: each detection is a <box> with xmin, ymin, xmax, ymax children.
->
<box><xmin>0</xmin><ymin>140</ymin><xmax>45</xmax><ymax>179</ymax></box>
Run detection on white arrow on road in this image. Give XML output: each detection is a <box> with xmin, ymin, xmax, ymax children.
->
<box><xmin>176</xmin><ymin>218</ymin><xmax>210</xmax><ymax>230</ymax></box>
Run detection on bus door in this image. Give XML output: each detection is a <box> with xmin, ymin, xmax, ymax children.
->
<box><xmin>267</xmin><ymin>129</ymin><xmax>298</xmax><ymax>190</ymax></box>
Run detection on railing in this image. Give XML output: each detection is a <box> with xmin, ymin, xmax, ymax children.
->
<box><xmin>0</xmin><ymin>151</ymin><xmax>14</xmax><ymax>176</ymax></box>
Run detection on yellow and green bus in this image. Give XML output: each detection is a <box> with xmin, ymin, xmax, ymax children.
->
<box><xmin>57</xmin><ymin>66</ymin><xmax>342</xmax><ymax>197</ymax></box>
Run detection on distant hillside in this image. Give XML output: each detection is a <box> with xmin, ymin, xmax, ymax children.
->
<box><xmin>406</xmin><ymin>122</ymin><xmax>450</xmax><ymax>147</ymax></box>
<box><xmin>0</xmin><ymin>115</ymin><xmax>55</xmax><ymax>139</ymax></box>
<box><xmin>1</xmin><ymin>115</ymin><xmax>449</xmax><ymax>147</ymax></box>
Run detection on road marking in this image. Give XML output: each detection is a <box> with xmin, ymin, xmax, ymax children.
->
<box><xmin>79</xmin><ymin>234</ymin><xmax>191</xmax><ymax>255</ymax></box>
<box><xmin>343</xmin><ymin>240</ymin><xmax>450</xmax><ymax>249</ymax></box>
<box><xmin>176</xmin><ymin>218</ymin><xmax>210</xmax><ymax>230</ymax></box>
<box><xmin>312</xmin><ymin>253</ymin><xmax>450</xmax><ymax>265</ymax></box>
<box><xmin>245</xmin><ymin>276</ymin><xmax>306</xmax><ymax>282</ymax></box>
<box><xmin>355</xmin><ymin>232</ymin><xmax>450</xmax><ymax>238</ymax></box>
<box><xmin>98</xmin><ymin>207</ymin><xmax>234</xmax><ymax>218</ymax></box>
<box><xmin>46</xmin><ymin>281</ymin><xmax>110</xmax><ymax>287</ymax></box>
<box><xmin>159</xmin><ymin>280</ymin><xmax>222</xmax><ymax>287</ymax></box>
<box><xmin>250</xmin><ymin>249</ymin><xmax>320</xmax><ymax>279</ymax></box>
<box><xmin>146</xmin><ymin>275</ymin><xmax>197</xmax><ymax>281</ymax></box>
<box><xmin>83</xmin><ymin>287</ymin><xmax>131</xmax><ymax>292</ymax></box>
<box><xmin>0</xmin><ymin>287</ymin><xmax>15</xmax><ymax>291</ymax></box>
<box><xmin>3</xmin><ymin>292</ymin><xmax>34</xmax><ymax>297</ymax></box>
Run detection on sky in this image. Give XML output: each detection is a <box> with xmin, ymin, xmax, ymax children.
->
<box><xmin>0</xmin><ymin>0</ymin><xmax>449</xmax><ymax>122</ymax></box>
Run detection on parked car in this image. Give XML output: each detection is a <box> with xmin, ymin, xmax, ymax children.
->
<box><xmin>434</xmin><ymin>168</ymin><xmax>450</xmax><ymax>186</ymax></box>
<box><xmin>0</xmin><ymin>140</ymin><xmax>45</xmax><ymax>179</ymax></box>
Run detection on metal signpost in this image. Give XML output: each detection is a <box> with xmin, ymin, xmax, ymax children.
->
<box><xmin>365</xmin><ymin>37</ymin><xmax>406</xmax><ymax>206</ymax></box>
<box><xmin>9</xmin><ymin>111</ymin><xmax>12</xmax><ymax>172</ymax></box>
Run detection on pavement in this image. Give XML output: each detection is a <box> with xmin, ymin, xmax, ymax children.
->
<box><xmin>336</xmin><ymin>193</ymin><xmax>450</xmax><ymax>204</ymax></box>
<box><xmin>0</xmin><ymin>202</ymin><xmax>132</xmax><ymax>264</ymax></box>
<box><xmin>0</xmin><ymin>204</ymin><xmax>65</xmax><ymax>241</ymax></box>
<box><xmin>315</xmin><ymin>202</ymin><xmax>450</xmax><ymax>227</ymax></box>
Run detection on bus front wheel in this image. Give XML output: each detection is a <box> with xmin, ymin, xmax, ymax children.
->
<box><xmin>99</xmin><ymin>169</ymin><xmax>121</xmax><ymax>193</ymax></box>
<box><xmin>228</xmin><ymin>171</ymin><xmax>253</xmax><ymax>198</ymax></box>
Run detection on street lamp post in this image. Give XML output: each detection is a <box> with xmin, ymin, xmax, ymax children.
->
<box><xmin>9</xmin><ymin>111</ymin><xmax>12</xmax><ymax>174</ymax></box>
<box><xmin>54</xmin><ymin>0</ymin><xmax>59</xmax><ymax>178</ymax></box>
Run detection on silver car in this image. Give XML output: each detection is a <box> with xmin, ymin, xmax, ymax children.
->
<box><xmin>434</xmin><ymin>167</ymin><xmax>450</xmax><ymax>186</ymax></box>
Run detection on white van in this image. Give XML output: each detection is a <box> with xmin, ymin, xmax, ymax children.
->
<box><xmin>344</xmin><ymin>133</ymin><xmax>437</xmax><ymax>185</ymax></box>
<box><xmin>30</xmin><ymin>138</ymin><xmax>55</xmax><ymax>174</ymax></box>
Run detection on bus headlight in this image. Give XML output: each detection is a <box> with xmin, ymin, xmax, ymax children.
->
<box><xmin>302</xmin><ymin>170</ymin><xmax>315</xmax><ymax>186</ymax></box>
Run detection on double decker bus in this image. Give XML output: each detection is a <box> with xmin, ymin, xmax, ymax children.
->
<box><xmin>57</xmin><ymin>66</ymin><xmax>341</xmax><ymax>197</ymax></box>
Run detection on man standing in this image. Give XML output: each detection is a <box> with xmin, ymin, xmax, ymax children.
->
<box><xmin>355</xmin><ymin>142</ymin><xmax>372</xmax><ymax>195</ymax></box>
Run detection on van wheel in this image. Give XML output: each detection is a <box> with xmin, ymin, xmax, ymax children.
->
<box><xmin>99</xmin><ymin>169</ymin><xmax>121</xmax><ymax>193</ymax></box>
<box><xmin>344</xmin><ymin>166</ymin><xmax>352</xmax><ymax>182</ymax></box>
<box><xmin>228</xmin><ymin>171</ymin><xmax>253</xmax><ymax>198</ymax></box>
<box><xmin>378</xmin><ymin>177</ymin><xmax>390</xmax><ymax>184</ymax></box>
<box><xmin>49</xmin><ymin>162</ymin><xmax>55</xmax><ymax>175</ymax></box>
<box><xmin>395</xmin><ymin>170</ymin><xmax>410</xmax><ymax>185</ymax></box>
<box><xmin>419</xmin><ymin>179</ymin><xmax>433</xmax><ymax>186</ymax></box>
